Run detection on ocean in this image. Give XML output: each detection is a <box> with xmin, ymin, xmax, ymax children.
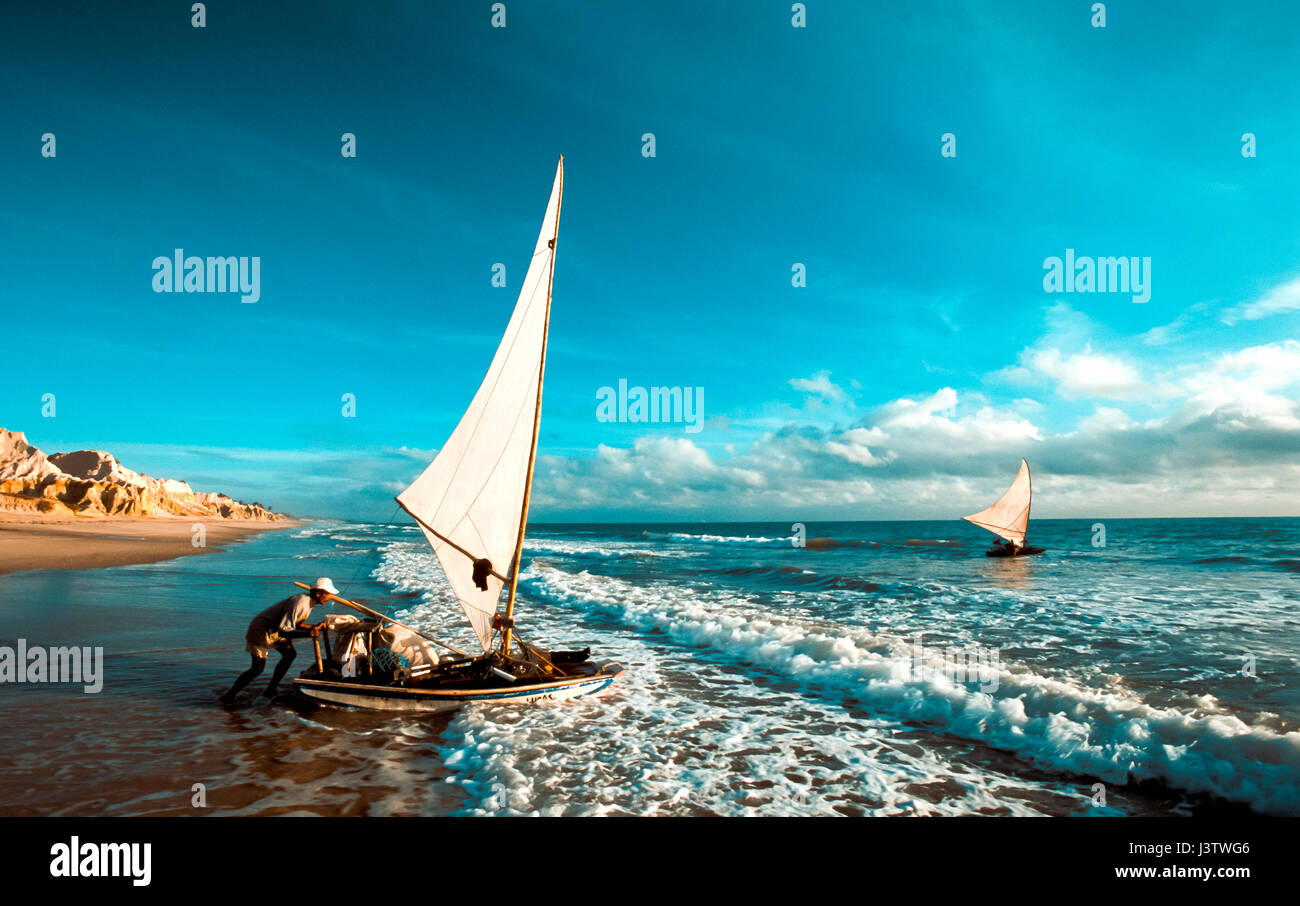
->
<box><xmin>1</xmin><ymin>517</ymin><xmax>1298</xmax><ymax>816</ymax></box>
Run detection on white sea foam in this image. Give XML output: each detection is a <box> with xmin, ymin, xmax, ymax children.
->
<box><xmin>371</xmin><ymin>539</ymin><xmax>1082</xmax><ymax>815</ymax></box>
<box><xmin>523</xmin><ymin>537</ymin><xmax>686</xmax><ymax>558</ymax></box>
<box><xmin>431</xmin><ymin>630</ymin><xmax>1072</xmax><ymax>817</ymax></box>
<box><xmin>647</xmin><ymin>531</ymin><xmax>785</xmax><ymax>546</ymax></box>
<box><xmin>525</xmin><ymin>564</ymin><xmax>1300</xmax><ymax>815</ymax></box>
<box><xmin>365</xmin><ymin>530</ymin><xmax>1300</xmax><ymax>816</ymax></box>
<box><xmin>371</xmin><ymin>542</ymin><xmax>464</xmax><ymax>623</ymax></box>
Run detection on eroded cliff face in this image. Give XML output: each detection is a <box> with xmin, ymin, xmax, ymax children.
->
<box><xmin>0</xmin><ymin>429</ymin><xmax>288</xmax><ymax>520</ymax></box>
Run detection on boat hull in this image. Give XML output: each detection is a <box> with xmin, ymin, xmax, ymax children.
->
<box><xmin>985</xmin><ymin>545</ymin><xmax>1045</xmax><ymax>557</ymax></box>
<box><xmin>293</xmin><ymin>664</ymin><xmax>623</xmax><ymax>712</ymax></box>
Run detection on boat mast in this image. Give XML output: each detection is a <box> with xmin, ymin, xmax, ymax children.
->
<box><xmin>1023</xmin><ymin>460</ymin><xmax>1032</xmax><ymax>544</ymax></box>
<box><xmin>501</xmin><ymin>156</ymin><xmax>563</xmax><ymax>658</ymax></box>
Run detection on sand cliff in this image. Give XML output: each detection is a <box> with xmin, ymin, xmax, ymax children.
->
<box><xmin>0</xmin><ymin>428</ymin><xmax>287</xmax><ymax>521</ymax></box>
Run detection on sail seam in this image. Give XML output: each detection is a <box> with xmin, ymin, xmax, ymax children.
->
<box><xmin>445</xmin><ymin>348</ymin><xmax>542</xmax><ymax>540</ymax></box>
<box><xmin>425</xmin><ymin>252</ymin><xmax>551</xmax><ymax>532</ymax></box>
<box><xmin>396</xmin><ymin>498</ymin><xmax>509</xmax><ymax>581</ymax></box>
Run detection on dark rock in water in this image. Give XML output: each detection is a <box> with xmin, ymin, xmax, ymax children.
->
<box><xmin>805</xmin><ymin>537</ymin><xmax>876</xmax><ymax>550</ymax></box>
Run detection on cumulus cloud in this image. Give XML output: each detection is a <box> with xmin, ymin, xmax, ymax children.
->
<box><xmin>1174</xmin><ymin>340</ymin><xmax>1300</xmax><ymax>431</ymax></box>
<box><xmin>1022</xmin><ymin>347</ymin><xmax>1144</xmax><ymax>399</ymax></box>
<box><xmin>993</xmin><ymin>303</ymin><xmax>1147</xmax><ymax>400</ymax></box>
<box><xmin>531</xmin><ymin>339</ymin><xmax>1300</xmax><ymax>520</ymax></box>
<box><xmin>825</xmin><ymin>427</ymin><xmax>887</xmax><ymax>466</ymax></box>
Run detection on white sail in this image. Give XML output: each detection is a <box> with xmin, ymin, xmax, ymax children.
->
<box><xmin>963</xmin><ymin>458</ymin><xmax>1031</xmax><ymax>546</ymax></box>
<box><xmin>397</xmin><ymin>159</ymin><xmax>563</xmax><ymax>651</ymax></box>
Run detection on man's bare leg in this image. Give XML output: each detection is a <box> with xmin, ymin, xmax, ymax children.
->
<box><xmin>262</xmin><ymin>645</ymin><xmax>297</xmax><ymax>697</ymax></box>
<box><xmin>222</xmin><ymin>655</ymin><xmax>267</xmax><ymax>703</ymax></box>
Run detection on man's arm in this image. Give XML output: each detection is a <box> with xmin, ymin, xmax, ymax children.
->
<box><xmin>295</xmin><ymin>619</ymin><xmax>326</xmax><ymax>637</ymax></box>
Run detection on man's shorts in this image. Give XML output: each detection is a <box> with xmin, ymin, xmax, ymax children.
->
<box><xmin>245</xmin><ymin>619</ymin><xmax>294</xmax><ymax>659</ymax></box>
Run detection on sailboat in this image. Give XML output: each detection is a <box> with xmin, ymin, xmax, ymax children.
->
<box><xmin>962</xmin><ymin>458</ymin><xmax>1045</xmax><ymax>557</ymax></box>
<box><xmin>293</xmin><ymin>157</ymin><xmax>624</xmax><ymax>711</ymax></box>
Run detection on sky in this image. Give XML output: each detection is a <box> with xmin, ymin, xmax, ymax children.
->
<box><xmin>1</xmin><ymin>0</ymin><xmax>1298</xmax><ymax>521</ymax></box>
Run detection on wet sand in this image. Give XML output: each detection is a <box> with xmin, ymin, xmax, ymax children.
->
<box><xmin>0</xmin><ymin>515</ymin><xmax>295</xmax><ymax>574</ymax></box>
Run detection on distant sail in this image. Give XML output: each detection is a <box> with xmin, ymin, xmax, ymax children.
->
<box><xmin>397</xmin><ymin>160</ymin><xmax>563</xmax><ymax>650</ymax></box>
<box><xmin>963</xmin><ymin>459</ymin><xmax>1031</xmax><ymax>547</ymax></box>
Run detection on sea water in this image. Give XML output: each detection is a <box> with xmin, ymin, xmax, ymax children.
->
<box><xmin>0</xmin><ymin>517</ymin><xmax>1297</xmax><ymax>816</ymax></box>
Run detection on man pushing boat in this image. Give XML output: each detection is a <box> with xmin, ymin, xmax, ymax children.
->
<box><xmin>220</xmin><ymin>578</ymin><xmax>336</xmax><ymax>704</ymax></box>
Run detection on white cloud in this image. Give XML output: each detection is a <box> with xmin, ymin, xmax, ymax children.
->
<box><xmin>1077</xmin><ymin>406</ymin><xmax>1134</xmax><ymax>432</ymax></box>
<box><xmin>789</xmin><ymin>370</ymin><xmax>848</xmax><ymax>402</ymax></box>
<box><xmin>876</xmin><ymin>387</ymin><xmax>958</xmax><ymax>427</ymax></box>
<box><xmin>1174</xmin><ymin>340</ymin><xmax>1300</xmax><ymax>428</ymax></box>
<box><xmin>80</xmin><ymin>335</ymin><xmax>1300</xmax><ymax>521</ymax></box>
<box><xmin>1025</xmin><ymin>347</ymin><xmax>1144</xmax><ymax>399</ymax></box>
<box><xmin>1141</xmin><ymin>302</ymin><xmax>1209</xmax><ymax>346</ymax></box>
<box><xmin>825</xmin><ymin>427</ymin><xmax>887</xmax><ymax>466</ymax></box>
<box><xmin>531</xmin><ymin>334</ymin><xmax>1300</xmax><ymax>519</ymax></box>
<box><xmin>1209</xmin><ymin>340</ymin><xmax>1300</xmax><ymax>390</ymax></box>
<box><xmin>993</xmin><ymin>303</ymin><xmax>1145</xmax><ymax>399</ymax></box>
<box><xmin>1222</xmin><ymin>277</ymin><xmax>1300</xmax><ymax>324</ymax></box>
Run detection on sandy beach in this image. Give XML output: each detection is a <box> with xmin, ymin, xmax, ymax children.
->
<box><xmin>0</xmin><ymin>515</ymin><xmax>295</xmax><ymax>575</ymax></box>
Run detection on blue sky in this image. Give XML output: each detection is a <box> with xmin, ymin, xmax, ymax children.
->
<box><xmin>2</xmin><ymin>0</ymin><xmax>1298</xmax><ymax>520</ymax></box>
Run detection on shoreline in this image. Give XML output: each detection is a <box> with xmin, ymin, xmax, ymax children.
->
<box><xmin>0</xmin><ymin>515</ymin><xmax>298</xmax><ymax>575</ymax></box>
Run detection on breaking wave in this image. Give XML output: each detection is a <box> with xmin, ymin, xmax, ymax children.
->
<box><xmin>642</xmin><ymin>531</ymin><xmax>787</xmax><ymax>546</ymax></box>
<box><xmin>523</xmin><ymin>564</ymin><xmax>1300</xmax><ymax>816</ymax></box>
<box><xmin>524</xmin><ymin>537</ymin><xmax>686</xmax><ymax>559</ymax></box>
<box><xmin>689</xmin><ymin>564</ymin><xmax>881</xmax><ymax>593</ymax></box>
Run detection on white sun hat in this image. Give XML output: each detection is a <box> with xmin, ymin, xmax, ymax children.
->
<box><xmin>311</xmin><ymin>577</ymin><xmax>340</xmax><ymax>596</ymax></box>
